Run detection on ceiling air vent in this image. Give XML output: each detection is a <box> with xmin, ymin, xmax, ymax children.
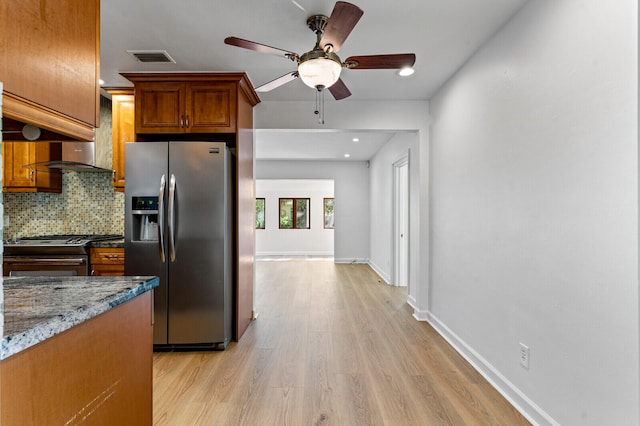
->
<box><xmin>127</xmin><ymin>50</ymin><xmax>176</xmax><ymax>63</ymax></box>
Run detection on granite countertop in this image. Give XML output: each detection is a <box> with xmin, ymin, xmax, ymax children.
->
<box><xmin>91</xmin><ymin>238</ymin><xmax>125</xmax><ymax>248</ymax></box>
<box><xmin>0</xmin><ymin>275</ymin><xmax>159</xmax><ymax>360</ymax></box>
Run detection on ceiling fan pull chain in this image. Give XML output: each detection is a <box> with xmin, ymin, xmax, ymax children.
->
<box><xmin>315</xmin><ymin>89</ymin><xmax>319</xmax><ymax>116</ymax></box>
<box><xmin>314</xmin><ymin>89</ymin><xmax>325</xmax><ymax>125</ymax></box>
<box><xmin>321</xmin><ymin>89</ymin><xmax>325</xmax><ymax>125</ymax></box>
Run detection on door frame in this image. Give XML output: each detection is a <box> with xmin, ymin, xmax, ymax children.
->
<box><xmin>392</xmin><ymin>154</ymin><xmax>410</xmax><ymax>287</ymax></box>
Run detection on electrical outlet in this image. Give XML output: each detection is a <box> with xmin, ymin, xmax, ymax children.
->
<box><xmin>519</xmin><ymin>342</ymin><xmax>530</xmax><ymax>369</ymax></box>
<box><xmin>3</xmin><ymin>215</ymin><xmax>9</xmax><ymax>227</ymax></box>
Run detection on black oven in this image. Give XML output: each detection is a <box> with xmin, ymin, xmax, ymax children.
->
<box><xmin>2</xmin><ymin>235</ymin><xmax>122</xmax><ymax>277</ymax></box>
<box><xmin>3</xmin><ymin>255</ymin><xmax>89</xmax><ymax>276</ymax></box>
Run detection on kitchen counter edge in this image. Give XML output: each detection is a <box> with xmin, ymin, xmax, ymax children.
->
<box><xmin>1</xmin><ymin>275</ymin><xmax>159</xmax><ymax>360</ymax></box>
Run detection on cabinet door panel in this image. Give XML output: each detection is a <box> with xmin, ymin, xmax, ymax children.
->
<box><xmin>136</xmin><ymin>83</ymin><xmax>185</xmax><ymax>133</ymax></box>
<box><xmin>188</xmin><ymin>83</ymin><xmax>236</xmax><ymax>132</ymax></box>
<box><xmin>90</xmin><ymin>248</ymin><xmax>125</xmax><ymax>276</ymax></box>
<box><xmin>0</xmin><ymin>0</ymin><xmax>99</xmax><ymax>132</ymax></box>
<box><xmin>2</xmin><ymin>143</ymin><xmax>34</xmax><ymax>188</ymax></box>
<box><xmin>2</xmin><ymin>142</ymin><xmax>62</xmax><ymax>193</ymax></box>
<box><xmin>111</xmin><ymin>93</ymin><xmax>135</xmax><ymax>191</ymax></box>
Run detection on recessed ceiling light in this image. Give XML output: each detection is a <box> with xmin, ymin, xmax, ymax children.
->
<box><xmin>352</xmin><ymin>138</ymin><xmax>359</xmax><ymax>142</ymax></box>
<box><xmin>344</xmin><ymin>153</ymin><xmax>351</xmax><ymax>158</ymax></box>
<box><xmin>397</xmin><ymin>67</ymin><xmax>415</xmax><ymax>77</ymax></box>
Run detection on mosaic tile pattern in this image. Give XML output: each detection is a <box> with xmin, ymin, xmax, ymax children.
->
<box><xmin>3</xmin><ymin>171</ymin><xmax>124</xmax><ymax>238</ymax></box>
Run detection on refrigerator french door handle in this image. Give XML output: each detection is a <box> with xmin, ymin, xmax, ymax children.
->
<box><xmin>168</xmin><ymin>174</ymin><xmax>177</xmax><ymax>262</ymax></box>
<box><xmin>158</xmin><ymin>174</ymin><xmax>166</xmax><ymax>263</ymax></box>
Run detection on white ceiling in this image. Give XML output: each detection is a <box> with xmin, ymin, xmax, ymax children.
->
<box><xmin>256</xmin><ymin>129</ymin><xmax>396</xmax><ymax>161</ymax></box>
<box><xmin>100</xmin><ymin>0</ymin><xmax>528</xmax><ymax>160</ymax></box>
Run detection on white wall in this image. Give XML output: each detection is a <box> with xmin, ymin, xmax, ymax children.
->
<box><xmin>255</xmin><ymin>179</ymin><xmax>334</xmax><ymax>257</ymax></box>
<box><xmin>368</xmin><ymin>132</ymin><xmax>420</xmax><ymax>301</ymax></box>
<box><xmin>428</xmin><ymin>1</ymin><xmax>638</xmax><ymax>425</ymax></box>
<box><xmin>255</xmin><ymin>160</ymin><xmax>369</xmax><ymax>263</ymax></box>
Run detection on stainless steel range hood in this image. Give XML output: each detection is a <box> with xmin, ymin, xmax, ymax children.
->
<box><xmin>45</xmin><ymin>96</ymin><xmax>113</xmax><ymax>172</ymax></box>
<box><xmin>45</xmin><ymin>142</ymin><xmax>112</xmax><ymax>172</ymax></box>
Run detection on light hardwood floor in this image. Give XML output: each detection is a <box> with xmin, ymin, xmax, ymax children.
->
<box><xmin>153</xmin><ymin>260</ymin><xmax>530</xmax><ymax>425</ymax></box>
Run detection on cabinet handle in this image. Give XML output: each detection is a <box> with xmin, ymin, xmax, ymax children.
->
<box><xmin>112</xmin><ymin>170</ymin><xmax>116</xmax><ymax>183</ymax></box>
<box><xmin>180</xmin><ymin>115</ymin><xmax>185</xmax><ymax>128</ymax></box>
<box><xmin>185</xmin><ymin>115</ymin><xmax>189</xmax><ymax>128</ymax></box>
<box><xmin>29</xmin><ymin>169</ymin><xmax>35</xmax><ymax>181</ymax></box>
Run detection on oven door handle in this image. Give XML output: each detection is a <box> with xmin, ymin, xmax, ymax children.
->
<box><xmin>158</xmin><ymin>174</ymin><xmax>166</xmax><ymax>263</ymax></box>
<box><xmin>5</xmin><ymin>258</ymin><xmax>87</xmax><ymax>265</ymax></box>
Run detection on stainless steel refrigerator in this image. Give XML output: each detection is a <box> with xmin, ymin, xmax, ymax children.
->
<box><xmin>124</xmin><ymin>141</ymin><xmax>233</xmax><ymax>350</ymax></box>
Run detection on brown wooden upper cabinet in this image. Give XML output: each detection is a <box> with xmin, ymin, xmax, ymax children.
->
<box><xmin>0</xmin><ymin>0</ymin><xmax>100</xmax><ymax>141</ymax></box>
<box><xmin>132</xmin><ymin>81</ymin><xmax>237</xmax><ymax>134</ymax></box>
<box><xmin>106</xmin><ymin>88</ymin><xmax>135</xmax><ymax>192</ymax></box>
<box><xmin>2</xmin><ymin>142</ymin><xmax>62</xmax><ymax>193</ymax></box>
<box><xmin>121</xmin><ymin>73</ymin><xmax>259</xmax><ymax>136</ymax></box>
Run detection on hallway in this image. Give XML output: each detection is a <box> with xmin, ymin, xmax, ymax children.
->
<box><xmin>153</xmin><ymin>260</ymin><xmax>530</xmax><ymax>425</ymax></box>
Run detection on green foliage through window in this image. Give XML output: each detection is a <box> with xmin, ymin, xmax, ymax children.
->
<box><xmin>324</xmin><ymin>198</ymin><xmax>334</xmax><ymax>229</ymax></box>
<box><xmin>256</xmin><ymin>198</ymin><xmax>265</xmax><ymax>229</ymax></box>
<box><xmin>279</xmin><ymin>198</ymin><xmax>310</xmax><ymax>229</ymax></box>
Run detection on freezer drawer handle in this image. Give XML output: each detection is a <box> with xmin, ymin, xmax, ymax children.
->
<box><xmin>168</xmin><ymin>174</ymin><xmax>177</xmax><ymax>262</ymax></box>
<box><xmin>158</xmin><ymin>174</ymin><xmax>166</xmax><ymax>263</ymax></box>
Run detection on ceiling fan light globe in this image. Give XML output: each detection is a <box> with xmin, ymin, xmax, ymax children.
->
<box><xmin>397</xmin><ymin>67</ymin><xmax>415</xmax><ymax>77</ymax></box>
<box><xmin>298</xmin><ymin>57</ymin><xmax>342</xmax><ymax>90</ymax></box>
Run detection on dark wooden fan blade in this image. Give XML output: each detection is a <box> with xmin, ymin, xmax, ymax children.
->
<box><xmin>320</xmin><ymin>2</ymin><xmax>364</xmax><ymax>52</ymax></box>
<box><xmin>328</xmin><ymin>78</ymin><xmax>351</xmax><ymax>100</ymax></box>
<box><xmin>255</xmin><ymin>72</ymin><xmax>299</xmax><ymax>92</ymax></box>
<box><xmin>345</xmin><ymin>54</ymin><xmax>416</xmax><ymax>69</ymax></box>
<box><xmin>224</xmin><ymin>37</ymin><xmax>299</xmax><ymax>60</ymax></box>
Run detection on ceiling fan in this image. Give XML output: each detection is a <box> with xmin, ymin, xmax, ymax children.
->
<box><xmin>224</xmin><ymin>1</ymin><xmax>416</xmax><ymax>102</ymax></box>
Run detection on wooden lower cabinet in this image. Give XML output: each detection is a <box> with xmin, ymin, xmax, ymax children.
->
<box><xmin>91</xmin><ymin>247</ymin><xmax>125</xmax><ymax>276</ymax></box>
<box><xmin>2</xmin><ymin>142</ymin><xmax>62</xmax><ymax>193</ymax></box>
<box><xmin>0</xmin><ymin>292</ymin><xmax>153</xmax><ymax>425</ymax></box>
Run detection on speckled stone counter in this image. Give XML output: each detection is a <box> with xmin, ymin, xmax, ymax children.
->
<box><xmin>91</xmin><ymin>238</ymin><xmax>125</xmax><ymax>248</ymax></box>
<box><xmin>1</xmin><ymin>275</ymin><xmax>158</xmax><ymax>360</ymax></box>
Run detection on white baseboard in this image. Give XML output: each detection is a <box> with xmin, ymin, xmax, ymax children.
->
<box><xmin>424</xmin><ymin>312</ymin><xmax>559</xmax><ymax>426</ymax></box>
<box><xmin>407</xmin><ymin>295</ymin><xmax>418</xmax><ymax>311</ymax></box>
<box><xmin>256</xmin><ymin>251</ymin><xmax>334</xmax><ymax>257</ymax></box>
<box><xmin>367</xmin><ymin>260</ymin><xmax>390</xmax><ymax>284</ymax></box>
<box><xmin>334</xmin><ymin>258</ymin><xmax>368</xmax><ymax>264</ymax></box>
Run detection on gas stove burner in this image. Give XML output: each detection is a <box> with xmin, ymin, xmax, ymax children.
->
<box><xmin>3</xmin><ymin>234</ymin><xmax>123</xmax><ymax>254</ymax></box>
<box><xmin>6</xmin><ymin>234</ymin><xmax>123</xmax><ymax>244</ymax></box>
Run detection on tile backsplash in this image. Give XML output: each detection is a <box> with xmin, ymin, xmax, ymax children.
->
<box><xmin>2</xmin><ymin>95</ymin><xmax>124</xmax><ymax>239</ymax></box>
<box><xmin>3</xmin><ymin>171</ymin><xmax>124</xmax><ymax>238</ymax></box>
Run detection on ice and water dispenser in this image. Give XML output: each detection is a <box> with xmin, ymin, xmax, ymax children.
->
<box><xmin>131</xmin><ymin>196</ymin><xmax>159</xmax><ymax>241</ymax></box>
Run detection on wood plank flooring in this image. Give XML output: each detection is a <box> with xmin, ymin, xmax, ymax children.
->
<box><xmin>153</xmin><ymin>260</ymin><xmax>530</xmax><ymax>425</ymax></box>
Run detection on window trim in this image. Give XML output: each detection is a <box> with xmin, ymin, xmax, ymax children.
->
<box><xmin>323</xmin><ymin>198</ymin><xmax>334</xmax><ymax>229</ymax></box>
<box><xmin>278</xmin><ymin>197</ymin><xmax>310</xmax><ymax>229</ymax></box>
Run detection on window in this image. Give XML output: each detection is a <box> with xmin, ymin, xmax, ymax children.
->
<box><xmin>324</xmin><ymin>198</ymin><xmax>334</xmax><ymax>229</ymax></box>
<box><xmin>256</xmin><ymin>198</ymin><xmax>265</xmax><ymax>229</ymax></box>
<box><xmin>279</xmin><ymin>198</ymin><xmax>310</xmax><ymax>229</ymax></box>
